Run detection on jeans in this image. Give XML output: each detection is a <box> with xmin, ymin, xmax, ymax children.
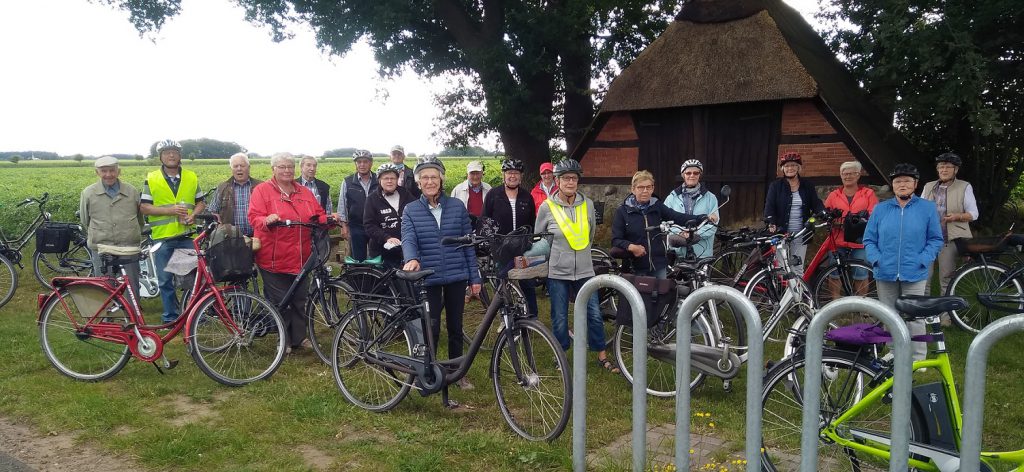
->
<box><xmin>425</xmin><ymin>280</ymin><xmax>468</xmax><ymax>359</ymax></box>
<box><xmin>153</xmin><ymin>237</ymin><xmax>195</xmax><ymax>323</ymax></box>
<box><xmin>876</xmin><ymin>279</ymin><xmax>928</xmax><ymax>361</ymax></box>
<box><xmin>548</xmin><ymin>277</ymin><xmax>606</xmax><ymax>352</ymax></box>
<box><xmin>348</xmin><ymin>228</ymin><xmax>368</xmax><ymax>261</ymax></box>
<box><xmin>518</xmin><ymin>277</ymin><xmax>539</xmax><ymax>316</ymax></box>
<box><xmin>787</xmin><ymin>239</ymin><xmax>808</xmax><ymax>276</ymax></box>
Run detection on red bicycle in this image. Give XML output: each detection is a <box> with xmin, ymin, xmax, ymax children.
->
<box><xmin>800</xmin><ymin>208</ymin><xmax>877</xmax><ymax>307</ymax></box>
<box><xmin>37</xmin><ymin>214</ymin><xmax>286</xmax><ymax>386</ymax></box>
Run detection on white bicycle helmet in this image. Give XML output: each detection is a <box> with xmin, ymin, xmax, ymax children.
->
<box><xmin>156</xmin><ymin>139</ymin><xmax>182</xmax><ymax>153</ymax></box>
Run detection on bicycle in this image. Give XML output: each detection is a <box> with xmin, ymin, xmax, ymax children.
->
<box><xmin>944</xmin><ymin>231</ymin><xmax>1024</xmax><ymax>333</ymax></box>
<box><xmin>801</xmin><ymin>208</ymin><xmax>878</xmax><ymax>308</ymax></box>
<box><xmin>0</xmin><ymin>193</ymin><xmax>93</xmax><ymax>303</ymax></box>
<box><xmin>759</xmin><ymin>294</ymin><xmax>1022</xmax><ymax>471</ymax></box>
<box><xmin>330</xmin><ymin>228</ymin><xmax>572</xmax><ymax>441</ymax></box>
<box><xmin>37</xmin><ymin>213</ymin><xmax>286</xmax><ymax>386</ymax></box>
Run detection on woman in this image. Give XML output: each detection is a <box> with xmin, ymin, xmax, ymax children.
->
<box><xmin>764</xmin><ymin>151</ymin><xmax>824</xmax><ymax>275</ymax></box>
<box><xmin>863</xmin><ymin>163</ymin><xmax>943</xmax><ymax>361</ymax></box>
<box><xmin>823</xmin><ymin>161</ymin><xmax>878</xmax><ymax>297</ymax></box>
<box><xmin>364</xmin><ymin>163</ymin><xmax>414</xmax><ymax>269</ymax></box>
<box><xmin>664</xmin><ymin>159</ymin><xmax>719</xmax><ymax>259</ymax></box>
<box><xmin>530</xmin><ymin>162</ymin><xmax>557</xmax><ymax>213</ymax></box>
<box><xmin>401</xmin><ymin>156</ymin><xmax>482</xmax><ymax>396</ymax></box>
<box><xmin>612</xmin><ymin>170</ymin><xmax>702</xmax><ymax>278</ymax></box>
<box><xmin>248</xmin><ymin>153</ymin><xmax>328</xmax><ymax>354</ymax></box>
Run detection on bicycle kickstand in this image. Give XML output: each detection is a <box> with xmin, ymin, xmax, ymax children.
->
<box><xmin>441</xmin><ymin>385</ymin><xmax>460</xmax><ymax>410</ymax></box>
<box><xmin>153</xmin><ymin>355</ymin><xmax>179</xmax><ymax>375</ymax></box>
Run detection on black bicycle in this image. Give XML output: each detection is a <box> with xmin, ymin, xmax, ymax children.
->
<box><xmin>1</xmin><ymin>193</ymin><xmax>92</xmax><ymax>306</ymax></box>
<box><xmin>330</xmin><ymin>228</ymin><xmax>571</xmax><ymax>441</ymax></box>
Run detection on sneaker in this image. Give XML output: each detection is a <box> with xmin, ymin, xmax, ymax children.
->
<box><xmin>301</xmin><ymin>338</ymin><xmax>313</xmax><ymax>349</ymax></box>
<box><xmin>455</xmin><ymin>377</ymin><xmax>475</xmax><ymax>390</ymax></box>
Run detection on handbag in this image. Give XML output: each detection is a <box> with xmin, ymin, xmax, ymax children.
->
<box><xmin>615</xmin><ymin>274</ymin><xmax>677</xmax><ymax>328</ymax></box>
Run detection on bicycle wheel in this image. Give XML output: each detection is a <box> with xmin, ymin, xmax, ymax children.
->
<box><xmin>613</xmin><ymin>303</ymin><xmax>714</xmax><ymax>396</ymax></box>
<box><xmin>463</xmin><ymin>277</ymin><xmax>524</xmax><ymax>350</ymax></box>
<box><xmin>491</xmin><ymin>318</ymin><xmax>571</xmax><ymax>441</ymax></box>
<box><xmin>760</xmin><ymin>350</ymin><xmax>922</xmax><ymax>472</ymax></box>
<box><xmin>187</xmin><ymin>288</ymin><xmax>286</xmax><ymax>386</ymax></box>
<box><xmin>38</xmin><ymin>286</ymin><xmax>132</xmax><ymax>381</ymax></box>
<box><xmin>33</xmin><ymin>242</ymin><xmax>94</xmax><ymax>289</ymax></box>
<box><xmin>307</xmin><ymin>280</ymin><xmax>352</xmax><ymax>365</ymax></box>
<box><xmin>946</xmin><ymin>261</ymin><xmax>1022</xmax><ymax>333</ymax></box>
<box><xmin>744</xmin><ymin>270</ymin><xmax>814</xmax><ymax>356</ymax></box>
<box><xmin>812</xmin><ymin>260</ymin><xmax>878</xmax><ymax>310</ymax></box>
<box><xmin>0</xmin><ymin>254</ymin><xmax>17</xmax><ymax>309</ymax></box>
<box><xmin>710</xmin><ymin>248</ymin><xmax>751</xmax><ymax>287</ymax></box>
<box><xmin>332</xmin><ymin>305</ymin><xmax>413</xmax><ymax>412</ymax></box>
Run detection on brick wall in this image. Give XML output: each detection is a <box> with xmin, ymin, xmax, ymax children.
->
<box><xmin>596</xmin><ymin>112</ymin><xmax>638</xmax><ymax>141</ymax></box>
<box><xmin>781</xmin><ymin>100</ymin><xmax>836</xmax><ymax>135</ymax></box>
<box><xmin>582</xmin><ymin>147</ymin><xmax>639</xmax><ymax>177</ymax></box>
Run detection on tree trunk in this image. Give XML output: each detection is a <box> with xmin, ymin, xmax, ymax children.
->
<box><xmin>560</xmin><ymin>33</ymin><xmax>595</xmax><ymax>157</ymax></box>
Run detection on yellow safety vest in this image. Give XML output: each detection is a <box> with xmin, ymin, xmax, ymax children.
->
<box><xmin>147</xmin><ymin>168</ymin><xmax>199</xmax><ymax>240</ymax></box>
<box><xmin>546</xmin><ymin>199</ymin><xmax>590</xmax><ymax>250</ymax></box>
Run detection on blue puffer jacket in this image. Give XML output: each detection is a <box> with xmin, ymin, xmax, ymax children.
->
<box><xmin>862</xmin><ymin>195</ymin><xmax>944</xmax><ymax>283</ymax></box>
<box><xmin>401</xmin><ymin>194</ymin><xmax>481</xmax><ymax>287</ymax></box>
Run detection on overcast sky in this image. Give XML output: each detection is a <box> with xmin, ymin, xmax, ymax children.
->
<box><xmin>0</xmin><ymin>0</ymin><xmax>821</xmax><ymax>157</ymax></box>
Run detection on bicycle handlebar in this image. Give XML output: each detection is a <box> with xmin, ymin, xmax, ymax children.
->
<box><xmin>17</xmin><ymin>192</ymin><xmax>49</xmax><ymax>208</ymax></box>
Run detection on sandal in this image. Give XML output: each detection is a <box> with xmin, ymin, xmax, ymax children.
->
<box><xmin>597</xmin><ymin>357</ymin><xmax>621</xmax><ymax>374</ymax></box>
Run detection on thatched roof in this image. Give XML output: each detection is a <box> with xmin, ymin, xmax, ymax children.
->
<box><xmin>600</xmin><ymin>9</ymin><xmax>817</xmax><ymax>112</ymax></box>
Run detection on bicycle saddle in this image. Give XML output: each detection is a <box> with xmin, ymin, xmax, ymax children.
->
<box><xmin>894</xmin><ymin>295</ymin><xmax>967</xmax><ymax>320</ymax></box>
<box><xmin>395</xmin><ymin>269</ymin><xmax>435</xmax><ymax>282</ymax></box>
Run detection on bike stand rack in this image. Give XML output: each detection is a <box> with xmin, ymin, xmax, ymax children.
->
<box><xmin>800</xmin><ymin>296</ymin><xmax>914</xmax><ymax>472</ymax></box>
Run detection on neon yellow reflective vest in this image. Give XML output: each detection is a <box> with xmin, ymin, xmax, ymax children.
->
<box><xmin>546</xmin><ymin>199</ymin><xmax>590</xmax><ymax>250</ymax></box>
<box><xmin>146</xmin><ymin>168</ymin><xmax>199</xmax><ymax>240</ymax></box>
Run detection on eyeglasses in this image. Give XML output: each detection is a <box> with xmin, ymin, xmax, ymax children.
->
<box><xmin>558</xmin><ymin>175</ymin><xmax>579</xmax><ymax>182</ymax></box>
<box><xmin>274</xmin><ymin>165</ymin><xmax>295</xmax><ymax>170</ymax></box>
<box><xmin>683</xmin><ymin>171</ymin><xmax>701</xmax><ymax>176</ymax></box>
<box><xmin>633</xmin><ymin>184</ymin><xmax>654</xmax><ymax>191</ymax></box>
<box><xmin>840</xmin><ymin>172</ymin><xmax>860</xmax><ymax>177</ymax></box>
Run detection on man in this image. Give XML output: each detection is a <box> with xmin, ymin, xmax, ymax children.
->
<box><xmin>389</xmin><ymin>145</ymin><xmax>421</xmax><ymax>198</ymax></box>
<box><xmin>530</xmin><ymin>162</ymin><xmax>557</xmax><ymax>213</ymax></box>
<box><xmin>338</xmin><ymin>149</ymin><xmax>379</xmax><ymax>260</ymax></box>
<box><xmin>364</xmin><ymin>163</ymin><xmax>415</xmax><ymax>268</ymax></box>
<box><xmin>450</xmin><ymin>160</ymin><xmax>491</xmax><ymax>217</ymax></box>
<box><xmin>922</xmin><ymin>152</ymin><xmax>978</xmax><ymax>323</ymax></box>
<box><xmin>664</xmin><ymin>159</ymin><xmax>719</xmax><ymax>259</ymax></box>
<box><xmin>298</xmin><ymin>154</ymin><xmax>333</xmax><ymax>213</ymax></box>
<box><xmin>140</xmin><ymin>139</ymin><xmax>206</xmax><ymax>323</ymax></box>
<box><xmin>79</xmin><ymin>156</ymin><xmax>144</xmax><ymax>295</ymax></box>
<box><xmin>863</xmin><ymin>163</ymin><xmax>944</xmax><ymax>361</ymax></box>
<box><xmin>764</xmin><ymin>152</ymin><xmax>824</xmax><ymax>275</ymax></box>
<box><xmin>482</xmin><ymin>159</ymin><xmax>538</xmax><ymax>316</ymax></box>
<box><xmin>207</xmin><ymin>152</ymin><xmax>262</xmax><ymax>237</ymax></box>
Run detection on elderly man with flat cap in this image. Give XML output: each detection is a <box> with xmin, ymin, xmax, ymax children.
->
<box><xmin>79</xmin><ymin>156</ymin><xmax>145</xmax><ymax>294</ymax></box>
<box><xmin>389</xmin><ymin>145</ymin><xmax>422</xmax><ymax>198</ymax></box>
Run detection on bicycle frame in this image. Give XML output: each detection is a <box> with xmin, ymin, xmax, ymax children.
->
<box><xmin>2</xmin><ymin>198</ymin><xmax>50</xmax><ymax>255</ymax></box>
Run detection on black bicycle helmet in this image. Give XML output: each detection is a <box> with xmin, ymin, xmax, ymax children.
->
<box><xmin>553</xmin><ymin>158</ymin><xmax>583</xmax><ymax>178</ymax></box>
<box><xmin>935</xmin><ymin>152</ymin><xmax>962</xmax><ymax>167</ymax></box>
<box><xmin>501</xmin><ymin>159</ymin><xmax>525</xmax><ymax>172</ymax></box>
<box><xmin>889</xmin><ymin>163</ymin><xmax>920</xmax><ymax>181</ymax></box>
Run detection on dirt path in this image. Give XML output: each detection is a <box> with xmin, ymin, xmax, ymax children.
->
<box><xmin>0</xmin><ymin>417</ymin><xmax>144</xmax><ymax>472</ymax></box>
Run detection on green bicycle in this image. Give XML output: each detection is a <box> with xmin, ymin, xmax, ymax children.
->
<box><xmin>760</xmin><ymin>295</ymin><xmax>1024</xmax><ymax>471</ymax></box>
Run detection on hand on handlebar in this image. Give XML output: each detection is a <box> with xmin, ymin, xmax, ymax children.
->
<box><xmin>265</xmin><ymin>214</ymin><xmax>281</xmax><ymax>226</ymax></box>
<box><xmin>627</xmin><ymin>244</ymin><xmax>647</xmax><ymax>257</ymax></box>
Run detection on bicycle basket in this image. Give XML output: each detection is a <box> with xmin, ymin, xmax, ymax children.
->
<box><xmin>35</xmin><ymin>222</ymin><xmax>76</xmax><ymax>253</ymax></box>
<box><xmin>206</xmin><ymin>236</ymin><xmax>254</xmax><ymax>283</ymax></box>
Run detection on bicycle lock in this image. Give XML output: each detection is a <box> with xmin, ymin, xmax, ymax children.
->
<box><xmin>960</xmin><ymin>312</ymin><xmax>1024</xmax><ymax>472</ymax></box>
<box><xmin>801</xmin><ymin>296</ymin><xmax>914</xmax><ymax>472</ymax></box>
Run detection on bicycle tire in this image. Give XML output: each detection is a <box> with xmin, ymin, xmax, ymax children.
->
<box><xmin>33</xmin><ymin>241</ymin><xmax>94</xmax><ymax>289</ymax></box>
<box><xmin>743</xmin><ymin>269</ymin><xmax>814</xmax><ymax>357</ymax></box>
<box><xmin>332</xmin><ymin>304</ymin><xmax>414</xmax><ymax>412</ymax></box>
<box><xmin>760</xmin><ymin>349</ymin><xmax>924</xmax><ymax>472</ymax></box>
<box><xmin>463</xmin><ymin>276</ymin><xmax>525</xmax><ymax>350</ymax></box>
<box><xmin>613</xmin><ymin>303</ymin><xmax>715</xmax><ymax>396</ymax></box>
<box><xmin>38</xmin><ymin>286</ymin><xmax>132</xmax><ymax>381</ymax></box>
<box><xmin>0</xmin><ymin>254</ymin><xmax>17</xmax><ymax>309</ymax></box>
<box><xmin>307</xmin><ymin>279</ymin><xmax>353</xmax><ymax>365</ymax></box>
<box><xmin>491</xmin><ymin>318</ymin><xmax>571</xmax><ymax>441</ymax></box>
<box><xmin>811</xmin><ymin>260</ymin><xmax>878</xmax><ymax>309</ymax></box>
<box><xmin>710</xmin><ymin>248</ymin><xmax>752</xmax><ymax>287</ymax></box>
<box><xmin>187</xmin><ymin>288</ymin><xmax>286</xmax><ymax>387</ymax></box>
<box><xmin>946</xmin><ymin>261</ymin><xmax>1022</xmax><ymax>333</ymax></box>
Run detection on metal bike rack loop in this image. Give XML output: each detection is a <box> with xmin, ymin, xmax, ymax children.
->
<box><xmin>801</xmin><ymin>296</ymin><xmax>913</xmax><ymax>472</ymax></box>
<box><xmin>573</xmin><ymin>274</ymin><xmax>647</xmax><ymax>471</ymax></box>
<box><xmin>675</xmin><ymin>286</ymin><xmax>764</xmax><ymax>472</ymax></box>
<box><xmin>959</xmin><ymin>313</ymin><xmax>1024</xmax><ymax>472</ymax></box>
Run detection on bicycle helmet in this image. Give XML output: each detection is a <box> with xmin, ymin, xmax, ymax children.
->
<box><xmin>376</xmin><ymin>162</ymin><xmax>402</xmax><ymax>178</ymax></box>
<box><xmin>553</xmin><ymin>158</ymin><xmax>583</xmax><ymax>178</ymax></box>
<box><xmin>501</xmin><ymin>159</ymin><xmax>525</xmax><ymax>172</ymax></box>
<box><xmin>779</xmin><ymin>152</ymin><xmax>802</xmax><ymax>166</ymax></box>
<box><xmin>414</xmin><ymin>155</ymin><xmax>446</xmax><ymax>175</ymax></box>
<box><xmin>352</xmin><ymin>149</ymin><xmax>373</xmax><ymax>161</ymax></box>
<box><xmin>156</xmin><ymin>139</ymin><xmax>182</xmax><ymax>153</ymax></box>
<box><xmin>680</xmin><ymin>159</ymin><xmax>703</xmax><ymax>173</ymax></box>
<box><xmin>935</xmin><ymin>152</ymin><xmax>962</xmax><ymax>167</ymax></box>
<box><xmin>889</xmin><ymin>163</ymin><xmax>920</xmax><ymax>181</ymax></box>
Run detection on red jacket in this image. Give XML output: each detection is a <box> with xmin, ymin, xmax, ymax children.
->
<box><xmin>824</xmin><ymin>185</ymin><xmax>878</xmax><ymax>249</ymax></box>
<box><xmin>248</xmin><ymin>178</ymin><xmax>327</xmax><ymax>274</ymax></box>
<box><xmin>530</xmin><ymin>181</ymin><xmax>558</xmax><ymax>214</ymax></box>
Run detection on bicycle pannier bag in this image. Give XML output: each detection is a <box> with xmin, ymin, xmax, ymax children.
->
<box><xmin>615</xmin><ymin>274</ymin><xmax>677</xmax><ymax>329</ymax></box>
<box><xmin>35</xmin><ymin>223</ymin><xmax>76</xmax><ymax>253</ymax></box>
<box><xmin>206</xmin><ymin>236</ymin><xmax>254</xmax><ymax>283</ymax></box>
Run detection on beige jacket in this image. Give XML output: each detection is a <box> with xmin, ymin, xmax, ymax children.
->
<box><xmin>79</xmin><ymin>180</ymin><xmax>145</xmax><ymax>249</ymax></box>
<box><xmin>922</xmin><ymin>179</ymin><xmax>973</xmax><ymax>241</ymax></box>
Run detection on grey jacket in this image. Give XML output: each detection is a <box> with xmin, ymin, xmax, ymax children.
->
<box><xmin>79</xmin><ymin>180</ymin><xmax>145</xmax><ymax>249</ymax></box>
<box><xmin>534</xmin><ymin>191</ymin><xmax>596</xmax><ymax>281</ymax></box>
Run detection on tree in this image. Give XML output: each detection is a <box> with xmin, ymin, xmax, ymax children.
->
<box><xmin>106</xmin><ymin>0</ymin><xmax>680</xmax><ymax>172</ymax></box>
<box><xmin>819</xmin><ymin>0</ymin><xmax>1024</xmax><ymax>223</ymax></box>
<box><xmin>9</xmin><ymin>155</ymin><xmax>20</xmax><ymax>164</ymax></box>
<box><xmin>72</xmin><ymin>154</ymin><xmax>85</xmax><ymax>163</ymax></box>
